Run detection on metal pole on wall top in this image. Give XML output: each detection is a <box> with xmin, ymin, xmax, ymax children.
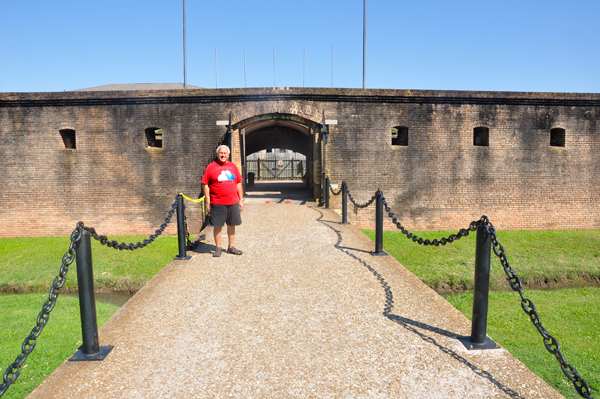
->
<box><xmin>363</xmin><ymin>0</ymin><xmax>366</xmax><ymax>89</ymax></box>
<box><xmin>215</xmin><ymin>48</ymin><xmax>218</xmax><ymax>89</ymax></box>
<box><xmin>183</xmin><ymin>0</ymin><xmax>186</xmax><ymax>89</ymax></box>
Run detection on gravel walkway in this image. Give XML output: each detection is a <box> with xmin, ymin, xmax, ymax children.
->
<box><xmin>28</xmin><ymin>184</ymin><xmax>562</xmax><ymax>398</ymax></box>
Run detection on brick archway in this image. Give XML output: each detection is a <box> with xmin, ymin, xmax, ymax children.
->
<box><xmin>233</xmin><ymin>113</ymin><xmax>323</xmax><ymax>198</ymax></box>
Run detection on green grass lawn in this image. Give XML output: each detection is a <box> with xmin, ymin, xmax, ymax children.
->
<box><xmin>1</xmin><ymin>294</ymin><xmax>119</xmax><ymax>399</ymax></box>
<box><xmin>362</xmin><ymin>229</ymin><xmax>600</xmax><ymax>293</ymax></box>
<box><xmin>447</xmin><ymin>288</ymin><xmax>599</xmax><ymax>399</ymax></box>
<box><xmin>1</xmin><ymin>234</ymin><xmax>179</xmax><ymax>398</ymax></box>
<box><xmin>1</xmin><ymin>231</ymin><xmax>599</xmax><ymax>398</ymax></box>
<box><xmin>363</xmin><ymin>229</ymin><xmax>600</xmax><ymax>399</ymax></box>
<box><xmin>0</xmin><ymin>235</ymin><xmax>179</xmax><ymax>294</ymax></box>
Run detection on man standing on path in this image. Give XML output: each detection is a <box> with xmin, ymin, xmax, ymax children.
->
<box><xmin>201</xmin><ymin>145</ymin><xmax>244</xmax><ymax>257</ymax></box>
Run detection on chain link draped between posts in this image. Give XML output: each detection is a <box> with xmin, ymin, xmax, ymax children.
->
<box><xmin>346</xmin><ymin>188</ymin><xmax>377</xmax><ymax>209</ymax></box>
<box><xmin>483</xmin><ymin>221</ymin><xmax>594</xmax><ymax>399</ymax></box>
<box><xmin>0</xmin><ymin>196</ymin><xmax>182</xmax><ymax>398</ymax></box>
<box><xmin>84</xmin><ymin>196</ymin><xmax>179</xmax><ymax>250</ymax></box>
<box><xmin>0</xmin><ymin>224</ymin><xmax>84</xmax><ymax>398</ymax></box>
<box><xmin>331</xmin><ymin>179</ymin><xmax>594</xmax><ymax>399</ymax></box>
<box><xmin>329</xmin><ymin>186</ymin><xmax>342</xmax><ymax>196</ymax></box>
<box><xmin>380</xmin><ymin>193</ymin><xmax>483</xmax><ymax>246</ymax></box>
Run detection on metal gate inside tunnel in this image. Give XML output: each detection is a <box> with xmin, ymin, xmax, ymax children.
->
<box><xmin>233</xmin><ymin>113</ymin><xmax>322</xmax><ymax>199</ymax></box>
<box><xmin>246</xmin><ymin>158</ymin><xmax>306</xmax><ymax>181</ymax></box>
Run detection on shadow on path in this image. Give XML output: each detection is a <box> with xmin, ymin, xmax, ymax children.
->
<box><xmin>311</xmin><ymin>207</ymin><xmax>525</xmax><ymax>399</ymax></box>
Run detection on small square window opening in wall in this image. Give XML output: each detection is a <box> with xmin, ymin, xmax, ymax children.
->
<box><xmin>473</xmin><ymin>127</ymin><xmax>489</xmax><ymax>146</ymax></box>
<box><xmin>59</xmin><ymin>129</ymin><xmax>76</xmax><ymax>149</ymax></box>
<box><xmin>550</xmin><ymin>128</ymin><xmax>565</xmax><ymax>147</ymax></box>
<box><xmin>145</xmin><ymin>127</ymin><xmax>163</xmax><ymax>148</ymax></box>
<box><xmin>392</xmin><ymin>126</ymin><xmax>408</xmax><ymax>146</ymax></box>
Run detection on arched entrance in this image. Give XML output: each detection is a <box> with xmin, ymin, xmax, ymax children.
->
<box><xmin>232</xmin><ymin>113</ymin><xmax>322</xmax><ymax>199</ymax></box>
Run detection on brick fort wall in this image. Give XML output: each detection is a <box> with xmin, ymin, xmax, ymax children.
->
<box><xmin>0</xmin><ymin>88</ymin><xmax>598</xmax><ymax>237</ymax></box>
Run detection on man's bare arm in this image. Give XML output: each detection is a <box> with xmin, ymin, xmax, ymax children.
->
<box><xmin>237</xmin><ymin>183</ymin><xmax>244</xmax><ymax>211</ymax></box>
<box><xmin>203</xmin><ymin>184</ymin><xmax>211</xmax><ymax>213</ymax></box>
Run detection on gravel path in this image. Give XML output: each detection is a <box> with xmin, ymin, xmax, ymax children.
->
<box><xmin>28</xmin><ymin>194</ymin><xmax>562</xmax><ymax>398</ymax></box>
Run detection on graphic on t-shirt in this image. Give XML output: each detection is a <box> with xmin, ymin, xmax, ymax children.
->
<box><xmin>218</xmin><ymin>169</ymin><xmax>235</xmax><ymax>182</ymax></box>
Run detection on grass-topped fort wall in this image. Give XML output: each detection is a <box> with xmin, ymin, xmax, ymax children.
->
<box><xmin>0</xmin><ymin>88</ymin><xmax>598</xmax><ymax>237</ymax></box>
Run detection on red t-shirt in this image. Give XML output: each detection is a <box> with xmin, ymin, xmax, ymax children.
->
<box><xmin>201</xmin><ymin>161</ymin><xmax>243</xmax><ymax>205</ymax></box>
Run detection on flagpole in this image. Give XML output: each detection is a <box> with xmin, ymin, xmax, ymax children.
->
<box><xmin>215</xmin><ymin>48</ymin><xmax>218</xmax><ymax>89</ymax></box>
<box><xmin>183</xmin><ymin>0</ymin><xmax>187</xmax><ymax>89</ymax></box>
<box><xmin>363</xmin><ymin>0</ymin><xmax>366</xmax><ymax>89</ymax></box>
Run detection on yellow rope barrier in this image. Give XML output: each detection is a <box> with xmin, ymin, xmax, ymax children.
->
<box><xmin>178</xmin><ymin>193</ymin><xmax>208</xmax><ymax>234</ymax></box>
<box><xmin>179</xmin><ymin>193</ymin><xmax>206</xmax><ymax>213</ymax></box>
<box><xmin>179</xmin><ymin>193</ymin><xmax>205</xmax><ymax>204</ymax></box>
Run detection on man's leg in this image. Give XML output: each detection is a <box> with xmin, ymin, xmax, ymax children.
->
<box><xmin>225</xmin><ymin>204</ymin><xmax>242</xmax><ymax>255</ymax></box>
<box><xmin>227</xmin><ymin>225</ymin><xmax>235</xmax><ymax>249</ymax></box>
<box><xmin>213</xmin><ymin>226</ymin><xmax>223</xmax><ymax>249</ymax></box>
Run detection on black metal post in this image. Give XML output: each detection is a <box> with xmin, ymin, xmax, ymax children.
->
<box><xmin>341</xmin><ymin>181</ymin><xmax>349</xmax><ymax>224</ymax></box>
<box><xmin>226</xmin><ymin>111</ymin><xmax>233</xmax><ymax>161</ymax></box>
<box><xmin>175</xmin><ymin>195</ymin><xmax>192</xmax><ymax>260</ymax></box>
<box><xmin>324</xmin><ymin>176</ymin><xmax>330</xmax><ymax>209</ymax></box>
<box><xmin>459</xmin><ymin>224</ymin><xmax>498</xmax><ymax>350</ymax></box>
<box><xmin>70</xmin><ymin>231</ymin><xmax>113</xmax><ymax>361</ymax></box>
<box><xmin>321</xmin><ymin>111</ymin><xmax>329</xmax><ymax>207</ymax></box>
<box><xmin>472</xmin><ymin>224</ymin><xmax>493</xmax><ymax>343</ymax></box>
<box><xmin>372</xmin><ymin>190</ymin><xmax>386</xmax><ymax>256</ymax></box>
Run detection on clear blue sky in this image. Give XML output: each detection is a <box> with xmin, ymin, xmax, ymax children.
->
<box><xmin>2</xmin><ymin>1</ymin><xmax>599</xmax><ymax>93</ymax></box>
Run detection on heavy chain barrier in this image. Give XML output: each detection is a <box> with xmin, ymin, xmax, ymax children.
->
<box><xmin>483</xmin><ymin>221</ymin><xmax>594</xmax><ymax>399</ymax></box>
<box><xmin>329</xmin><ymin>185</ymin><xmax>342</xmax><ymax>196</ymax></box>
<box><xmin>1</xmin><ymin>223</ymin><xmax>84</xmax><ymax>398</ymax></box>
<box><xmin>330</xmin><ymin>179</ymin><xmax>594</xmax><ymax>398</ymax></box>
<box><xmin>83</xmin><ymin>196</ymin><xmax>179</xmax><ymax>250</ymax></box>
<box><xmin>381</xmin><ymin>193</ymin><xmax>483</xmax><ymax>246</ymax></box>
<box><xmin>378</xmin><ymin>188</ymin><xmax>593</xmax><ymax>399</ymax></box>
<box><xmin>346</xmin><ymin>187</ymin><xmax>377</xmax><ymax>209</ymax></box>
<box><xmin>184</xmin><ymin>214</ymin><xmax>205</xmax><ymax>251</ymax></box>
<box><xmin>0</xmin><ymin>197</ymin><xmax>181</xmax><ymax>398</ymax></box>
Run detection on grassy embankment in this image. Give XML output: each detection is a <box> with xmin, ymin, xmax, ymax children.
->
<box><xmin>1</xmin><ymin>231</ymin><xmax>599</xmax><ymax>398</ymax></box>
<box><xmin>0</xmin><ymin>235</ymin><xmax>178</xmax><ymax>399</ymax></box>
<box><xmin>1</xmin><ymin>295</ymin><xmax>118</xmax><ymax>399</ymax></box>
<box><xmin>363</xmin><ymin>229</ymin><xmax>600</xmax><ymax>399</ymax></box>
<box><xmin>0</xmin><ymin>235</ymin><xmax>179</xmax><ymax>294</ymax></box>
